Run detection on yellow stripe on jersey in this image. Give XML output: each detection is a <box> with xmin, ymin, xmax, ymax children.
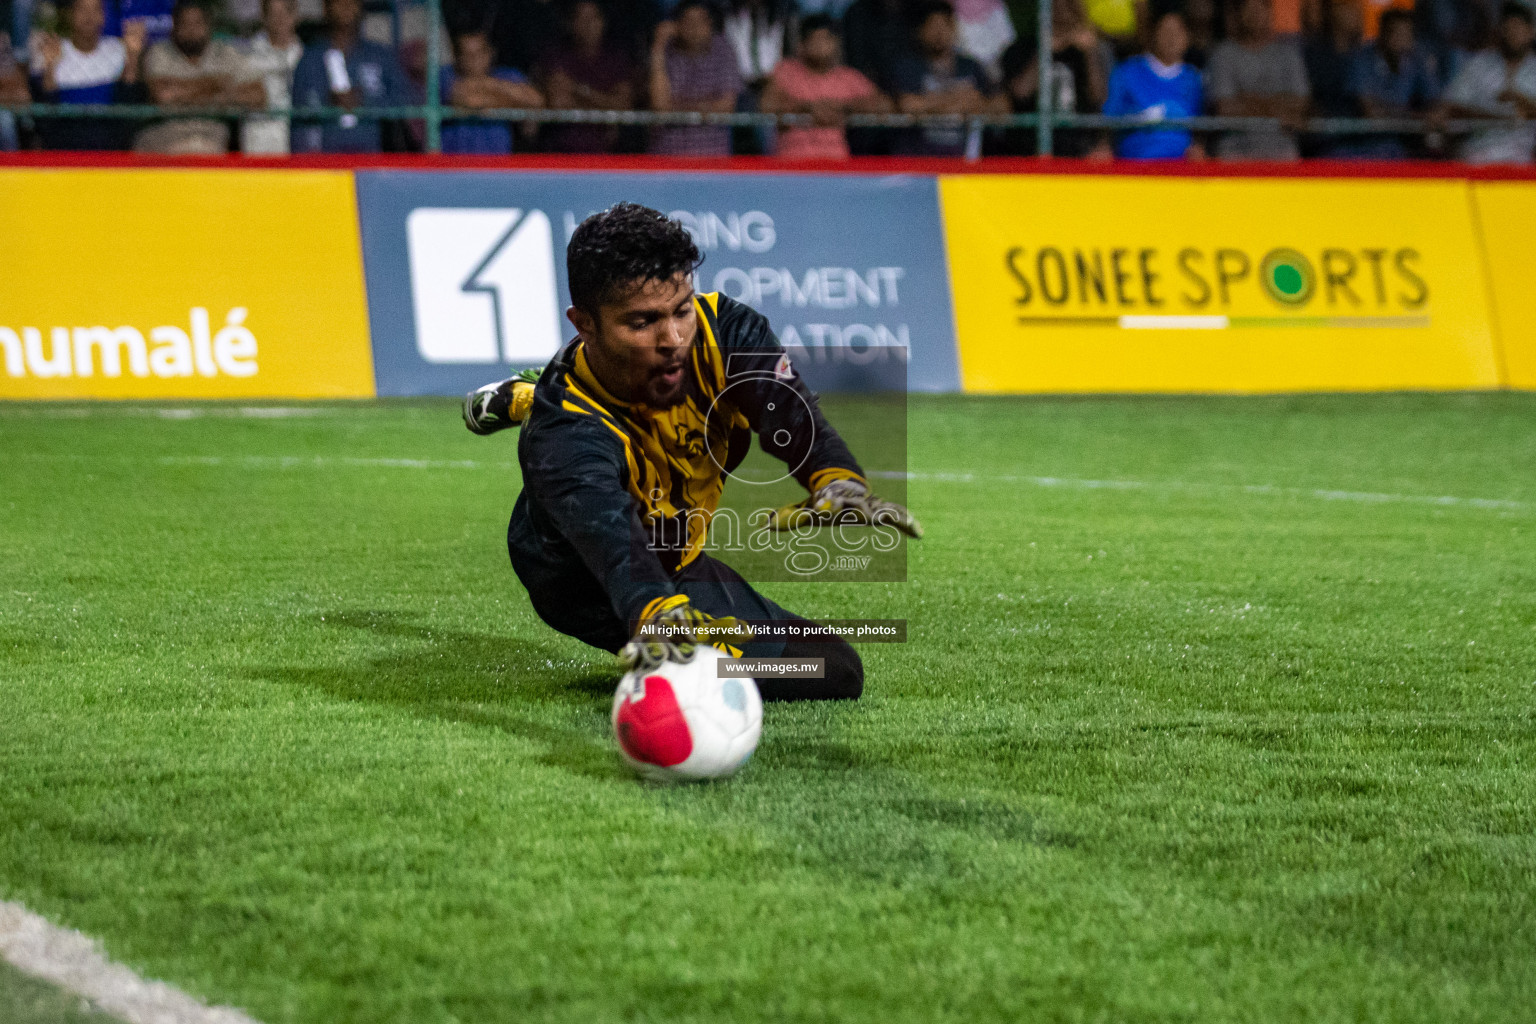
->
<box><xmin>564</xmin><ymin>390</ymin><xmax>652</xmax><ymax>507</ymax></box>
<box><xmin>559</xmin><ymin>294</ymin><xmax>752</xmax><ymax>570</ymax></box>
<box><xmin>692</xmin><ymin>294</ymin><xmax>728</xmax><ymax>397</ymax></box>
<box><xmin>809</xmin><ymin>467</ymin><xmax>865</xmax><ymax>492</ymax></box>
<box><xmin>637</xmin><ymin>594</ymin><xmax>680</xmax><ymax>623</ymax></box>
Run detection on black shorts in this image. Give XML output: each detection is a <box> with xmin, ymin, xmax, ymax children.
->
<box><xmin>508</xmin><ymin>524</ymin><xmax>861</xmax><ymax>701</ymax></box>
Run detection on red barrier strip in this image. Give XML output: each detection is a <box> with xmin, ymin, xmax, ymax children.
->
<box><xmin>4</xmin><ymin>150</ymin><xmax>1536</xmax><ymax>179</ymax></box>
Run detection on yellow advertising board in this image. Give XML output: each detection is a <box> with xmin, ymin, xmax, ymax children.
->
<box><xmin>940</xmin><ymin>175</ymin><xmax>1501</xmax><ymax>393</ymax></box>
<box><xmin>1470</xmin><ymin>182</ymin><xmax>1536</xmax><ymax>390</ymax></box>
<box><xmin>0</xmin><ymin>170</ymin><xmax>374</xmax><ymax>399</ymax></box>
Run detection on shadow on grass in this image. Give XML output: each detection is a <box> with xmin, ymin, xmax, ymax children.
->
<box><xmin>657</xmin><ymin>722</ymin><xmax>1079</xmax><ymax>885</ymax></box>
<box><xmin>247</xmin><ymin>610</ymin><xmax>628</xmax><ymax>781</ymax></box>
<box><xmin>251</xmin><ymin>611</ymin><xmax>1077</xmax><ymax>883</ymax></box>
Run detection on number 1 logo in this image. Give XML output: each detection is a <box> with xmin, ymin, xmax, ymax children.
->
<box><xmin>405</xmin><ymin>207</ymin><xmax>563</xmax><ymax>365</ymax></box>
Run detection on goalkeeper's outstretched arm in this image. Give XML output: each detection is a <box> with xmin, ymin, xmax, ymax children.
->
<box><xmin>709</xmin><ymin>295</ymin><xmax>923</xmax><ymax>539</ymax></box>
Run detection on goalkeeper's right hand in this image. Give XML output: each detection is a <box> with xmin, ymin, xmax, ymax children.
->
<box><xmin>617</xmin><ymin>595</ymin><xmax>756</xmax><ymax>673</ymax></box>
<box><xmin>462</xmin><ymin>368</ymin><xmax>541</xmax><ymax>436</ymax></box>
<box><xmin>764</xmin><ymin>476</ymin><xmax>923</xmax><ymax>539</ymax></box>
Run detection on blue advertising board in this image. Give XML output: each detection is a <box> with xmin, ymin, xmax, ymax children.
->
<box><xmin>353</xmin><ymin>171</ymin><xmax>960</xmax><ymax>396</ymax></box>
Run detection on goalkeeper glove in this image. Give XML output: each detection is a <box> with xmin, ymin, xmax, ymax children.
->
<box><xmin>764</xmin><ymin>477</ymin><xmax>923</xmax><ymax>539</ymax></box>
<box><xmin>617</xmin><ymin>594</ymin><xmax>757</xmax><ymax>673</ymax></box>
<box><xmin>462</xmin><ymin>367</ymin><xmax>541</xmax><ymax>436</ymax></box>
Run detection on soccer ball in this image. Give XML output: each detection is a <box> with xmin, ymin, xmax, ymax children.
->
<box><xmin>612</xmin><ymin>647</ymin><xmax>762</xmax><ymax>782</ymax></box>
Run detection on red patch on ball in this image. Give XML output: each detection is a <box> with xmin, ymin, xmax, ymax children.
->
<box><xmin>615</xmin><ymin>675</ymin><xmax>694</xmax><ymax>767</ymax></box>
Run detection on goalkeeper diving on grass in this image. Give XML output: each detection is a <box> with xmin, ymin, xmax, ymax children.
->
<box><xmin>462</xmin><ymin>202</ymin><xmax>920</xmax><ymax>700</ymax></box>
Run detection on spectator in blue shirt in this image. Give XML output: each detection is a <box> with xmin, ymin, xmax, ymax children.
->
<box><xmin>1343</xmin><ymin>9</ymin><xmax>1440</xmax><ymax>158</ymax></box>
<box><xmin>440</xmin><ymin>29</ymin><xmax>545</xmax><ymax>154</ymax></box>
<box><xmin>291</xmin><ymin>0</ymin><xmax>410</xmax><ymax>152</ymax></box>
<box><xmin>1351</xmin><ymin>12</ymin><xmax>1439</xmax><ymax>114</ymax></box>
<box><xmin>1100</xmin><ymin>9</ymin><xmax>1204</xmax><ymax>159</ymax></box>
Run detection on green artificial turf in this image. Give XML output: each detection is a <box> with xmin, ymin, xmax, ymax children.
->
<box><xmin>1</xmin><ymin>393</ymin><xmax>1533</xmax><ymax>1024</ymax></box>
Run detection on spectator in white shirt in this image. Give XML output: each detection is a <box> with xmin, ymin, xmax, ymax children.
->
<box><xmin>241</xmin><ymin>0</ymin><xmax>304</xmax><ymax>154</ymax></box>
<box><xmin>1437</xmin><ymin>1</ymin><xmax>1536</xmax><ymax>164</ymax></box>
<box><xmin>953</xmin><ymin>0</ymin><xmax>1015</xmax><ymax>83</ymax></box>
<box><xmin>137</xmin><ymin>0</ymin><xmax>264</xmax><ymax>153</ymax></box>
<box><xmin>724</xmin><ymin>0</ymin><xmax>793</xmax><ymax>89</ymax></box>
<box><xmin>1206</xmin><ymin>0</ymin><xmax>1310</xmax><ymax>160</ymax></box>
<box><xmin>29</xmin><ymin>0</ymin><xmax>146</xmax><ymax>149</ymax></box>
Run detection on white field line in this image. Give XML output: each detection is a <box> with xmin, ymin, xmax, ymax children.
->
<box><xmin>2</xmin><ymin>450</ymin><xmax>1527</xmax><ymax>513</ymax></box>
<box><xmin>158</xmin><ymin>455</ymin><xmax>505</xmax><ymax>471</ymax></box>
<box><xmin>0</xmin><ymin>901</ymin><xmax>262</xmax><ymax>1024</ymax></box>
<box><xmin>867</xmin><ymin>470</ymin><xmax>1531</xmax><ymax>512</ymax></box>
<box><xmin>0</xmin><ymin>406</ymin><xmax>332</xmax><ymax>420</ymax></box>
<box><xmin>141</xmin><ymin>457</ymin><xmax>1536</xmax><ymax>509</ymax></box>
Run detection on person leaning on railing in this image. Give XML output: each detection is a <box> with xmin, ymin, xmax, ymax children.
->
<box><xmin>240</xmin><ymin>0</ymin><xmax>304</xmax><ymax>156</ymax></box>
<box><xmin>290</xmin><ymin>0</ymin><xmax>410</xmax><ymax>153</ymax></box>
<box><xmin>28</xmin><ymin>0</ymin><xmax>147</xmax><ymax>150</ymax></box>
<box><xmin>1433</xmin><ymin>1</ymin><xmax>1536</xmax><ymax>165</ymax></box>
<box><xmin>1343</xmin><ymin>7</ymin><xmax>1441</xmax><ymax>159</ymax></box>
<box><xmin>760</xmin><ymin>14</ymin><xmax>893</xmax><ymax>159</ymax></box>
<box><xmin>535</xmin><ymin>0</ymin><xmax>636</xmax><ymax>154</ymax></box>
<box><xmin>1095</xmin><ymin>8</ymin><xmax>1205</xmax><ymax>160</ymax></box>
<box><xmin>892</xmin><ymin>0</ymin><xmax>1007</xmax><ymax>158</ymax></box>
<box><xmin>648</xmin><ymin>0</ymin><xmax>744</xmax><ymax>157</ymax></box>
<box><xmin>136</xmin><ymin>0</ymin><xmax>265</xmax><ymax>155</ymax></box>
<box><xmin>1205</xmin><ymin>0</ymin><xmax>1310</xmax><ymax>160</ymax></box>
<box><xmin>439</xmin><ymin>28</ymin><xmax>544</xmax><ymax>154</ymax></box>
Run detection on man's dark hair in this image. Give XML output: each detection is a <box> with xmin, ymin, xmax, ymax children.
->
<box><xmin>1501</xmin><ymin>1</ymin><xmax>1534</xmax><ymax>26</ymax></box>
<box><xmin>172</xmin><ymin>0</ymin><xmax>209</xmax><ymax>16</ymax></box>
<box><xmin>800</xmin><ymin>13</ymin><xmax>838</xmax><ymax>40</ymax></box>
<box><xmin>909</xmin><ymin>0</ymin><xmax>955</xmax><ymax>28</ymax></box>
<box><xmin>566</xmin><ymin>203</ymin><xmax>703</xmax><ymax>314</ymax></box>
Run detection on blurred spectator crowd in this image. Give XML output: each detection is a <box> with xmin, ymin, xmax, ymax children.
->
<box><xmin>2</xmin><ymin>0</ymin><xmax>1536</xmax><ymax>160</ymax></box>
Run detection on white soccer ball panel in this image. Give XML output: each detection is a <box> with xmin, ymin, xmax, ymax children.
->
<box><xmin>611</xmin><ymin>647</ymin><xmax>762</xmax><ymax>782</ymax></box>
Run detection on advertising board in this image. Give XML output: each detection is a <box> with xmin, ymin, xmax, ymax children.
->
<box><xmin>354</xmin><ymin>171</ymin><xmax>960</xmax><ymax>396</ymax></box>
<box><xmin>940</xmin><ymin>175</ymin><xmax>1501</xmax><ymax>393</ymax></box>
<box><xmin>0</xmin><ymin>170</ymin><xmax>374</xmax><ymax>399</ymax></box>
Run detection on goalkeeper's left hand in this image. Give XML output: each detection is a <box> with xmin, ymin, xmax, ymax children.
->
<box><xmin>763</xmin><ymin>477</ymin><xmax>923</xmax><ymax>539</ymax></box>
<box><xmin>617</xmin><ymin>595</ymin><xmax>756</xmax><ymax>673</ymax></box>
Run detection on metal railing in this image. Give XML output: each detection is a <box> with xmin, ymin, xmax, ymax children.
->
<box><xmin>0</xmin><ymin>102</ymin><xmax>1494</xmax><ymax>141</ymax></box>
<box><xmin>0</xmin><ymin>0</ymin><xmax>1500</xmax><ymax>158</ymax></box>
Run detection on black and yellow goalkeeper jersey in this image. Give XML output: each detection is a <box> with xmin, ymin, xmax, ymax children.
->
<box><xmin>509</xmin><ymin>291</ymin><xmax>863</xmax><ymax>627</ymax></box>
